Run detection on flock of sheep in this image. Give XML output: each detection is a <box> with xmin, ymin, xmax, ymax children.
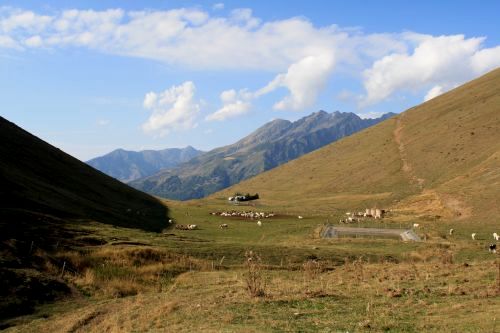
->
<box><xmin>412</xmin><ymin>224</ymin><xmax>498</xmax><ymax>253</ymax></box>
<box><xmin>210</xmin><ymin>210</ymin><xmax>275</xmax><ymax>219</ymax></box>
<box><xmin>339</xmin><ymin>209</ymin><xmax>386</xmax><ymax>224</ymax></box>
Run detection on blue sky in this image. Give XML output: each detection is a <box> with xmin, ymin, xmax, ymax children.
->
<box><xmin>1</xmin><ymin>1</ymin><xmax>499</xmax><ymax>160</ymax></box>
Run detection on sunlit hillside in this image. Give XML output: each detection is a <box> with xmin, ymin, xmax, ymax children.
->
<box><xmin>214</xmin><ymin>68</ymin><xmax>500</xmax><ymax>223</ymax></box>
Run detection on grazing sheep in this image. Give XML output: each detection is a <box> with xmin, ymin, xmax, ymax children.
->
<box><xmin>187</xmin><ymin>224</ymin><xmax>197</xmax><ymax>230</ymax></box>
<box><xmin>493</xmin><ymin>232</ymin><xmax>499</xmax><ymax>241</ymax></box>
<box><xmin>257</xmin><ymin>221</ymin><xmax>262</xmax><ymax>226</ymax></box>
<box><xmin>489</xmin><ymin>244</ymin><xmax>497</xmax><ymax>253</ymax></box>
<box><xmin>449</xmin><ymin>228</ymin><xmax>454</xmax><ymax>235</ymax></box>
<box><xmin>413</xmin><ymin>223</ymin><xmax>420</xmax><ymax>228</ymax></box>
<box><xmin>298</xmin><ymin>216</ymin><xmax>303</xmax><ymax>219</ymax></box>
<box><xmin>471</xmin><ymin>233</ymin><xmax>476</xmax><ymax>240</ymax></box>
<box><xmin>219</xmin><ymin>223</ymin><xmax>228</xmax><ymax>229</ymax></box>
<box><xmin>168</xmin><ymin>219</ymin><xmax>173</xmax><ymax>224</ymax></box>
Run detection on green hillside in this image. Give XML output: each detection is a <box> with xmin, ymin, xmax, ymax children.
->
<box><xmin>214</xmin><ymin>68</ymin><xmax>500</xmax><ymax>221</ymax></box>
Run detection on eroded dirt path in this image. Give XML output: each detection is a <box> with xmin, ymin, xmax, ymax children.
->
<box><xmin>393</xmin><ymin>114</ymin><xmax>425</xmax><ymax>189</ymax></box>
<box><xmin>393</xmin><ymin>115</ymin><xmax>471</xmax><ymax>219</ymax></box>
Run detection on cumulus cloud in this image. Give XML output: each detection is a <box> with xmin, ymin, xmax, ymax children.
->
<box><xmin>0</xmin><ymin>7</ymin><xmax>342</xmax><ymax>71</ymax></box>
<box><xmin>142</xmin><ymin>81</ymin><xmax>200</xmax><ymax>136</ymax></box>
<box><xmin>206</xmin><ymin>89</ymin><xmax>252</xmax><ymax>121</ymax></box>
<box><xmin>360</xmin><ymin>34</ymin><xmax>500</xmax><ymax>106</ymax></box>
<box><xmin>256</xmin><ymin>53</ymin><xmax>335</xmax><ymax>111</ymax></box>
<box><xmin>424</xmin><ymin>85</ymin><xmax>444</xmax><ymax>101</ymax></box>
<box><xmin>1</xmin><ymin>6</ymin><xmax>499</xmax><ymax>111</ymax></box>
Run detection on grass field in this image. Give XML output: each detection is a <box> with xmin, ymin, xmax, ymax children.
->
<box><xmin>2</xmin><ymin>70</ymin><xmax>499</xmax><ymax>331</ymax></box>
<box><xmin>3</xmin><ymin>199</ymin><xmax>499</xmax><ymax>332</ymax></box>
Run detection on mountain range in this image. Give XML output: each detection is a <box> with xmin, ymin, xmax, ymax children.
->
<box><xmin>87</xmin><ymin>146</ymin><xmax>203</xmax><ymax>182</ymax></box>
<box><xmin>129</xmin><ymin>111</ymin><xmax>395</xmax><ymax>200</ymax></box>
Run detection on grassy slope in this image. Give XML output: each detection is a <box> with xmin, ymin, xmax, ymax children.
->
<box><xmin>211</xmin><ymin>68</ymin><xmax>500</xmax><ymax>222</ymax></box>
<box><xmin>0</xmin><ymin>116</ymin><xmax>168</xmax><ymax>232</ymax></box>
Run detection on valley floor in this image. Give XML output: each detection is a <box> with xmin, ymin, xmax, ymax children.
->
<box><xmin>3</xmin><ymin>201</ymin><xmax>499</xmax><ymax>332</ymax></box>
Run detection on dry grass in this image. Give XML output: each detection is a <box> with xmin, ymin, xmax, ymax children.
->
<box><xmin>55</xmin><ymin>246</ymin><xmax>208</xmax><ymax>298</ymax></box>
<box><xmin>243</xmin><ymin>251</ymin><xmax>266</xmax><ymax>297</ymax></box>
<box><xmin>8</xmin><ymin>257</ymin><xmax>499</xmax><ymax>333</ymax></box>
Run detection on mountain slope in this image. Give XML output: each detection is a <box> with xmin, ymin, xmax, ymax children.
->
<box><xmin>0</xmin><ymin>116</ymin><xmax>168</xmax><ymax>232</ymax></box>
<box><xmin>212</xmin><ymin>68</ymin><xmax>500</xmax><ymax>221</ymax></box>
<box><xmin>0</xmin><ymin>116</ymin><xmax>171</xmax><ymax>321</ymax></box>
<box><xmin>131</xmin><ymin>111</ymin><xmax>395</xmax><ymax>200</ymax></box>
<box><xmin>87</xmin><ymin>146</ymin><xmax>203</xmax><ymax>182</ymax></box>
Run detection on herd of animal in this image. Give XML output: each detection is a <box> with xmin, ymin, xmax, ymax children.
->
<box><xmin>171</xmin><ymin>210</ymin><xmax>498</xmax><ymax>254</ymax></box>
<box><xmin>412</xmin><ymin>225</ymin><xmax>498</xmax><ymax>254</ymax></box>
<box><xmin>339</xmin><ymin>209</ymin><xmax>386</xmax><ymax>223</ymax></box>
<box><xmin>210</xmin><ymin>210</ymin><xmax>275</xmax><ymax>219</ymax></box>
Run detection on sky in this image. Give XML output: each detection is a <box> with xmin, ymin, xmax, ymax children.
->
<box><xmin>1</xmin><ymin>1</ymin><xmax>499</xmax><ymax>161</ymax></box>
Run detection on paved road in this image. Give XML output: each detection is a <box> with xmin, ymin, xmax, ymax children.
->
<box><xmin>321</xmin><ymin>226</ymin><xmax>421</xmax><ymax>241</ymax></box>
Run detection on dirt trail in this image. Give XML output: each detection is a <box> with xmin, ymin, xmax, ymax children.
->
<box><xmin>393</xmin><ymin>115</ymin><xmax>471</xmax><ymax>219</ymax></box>
<box><xmin>393</xmin><ymin>114</ymin><xmax>425</xmax><ymax>189</ymax></box>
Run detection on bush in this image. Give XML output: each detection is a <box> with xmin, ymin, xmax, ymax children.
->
<box><xmin>244</xmin><ymin>251</ymin><xmax>265</xmax><ymax>297</ymax></box>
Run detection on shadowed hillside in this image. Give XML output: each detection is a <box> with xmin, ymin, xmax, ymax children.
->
<box><xmin>0</xmin><ymin>116</ymin><xmax>168</xmax><ymax>232</ymax></box>
<box><xmin>214</xmin><ymin>68</ymin><xmax>500</xmax><ymax>221</ymax></box>
<box><xmin>0</xmin><ymin>116</ymin><xmax>169</xmax><ymax>321</ymax></box>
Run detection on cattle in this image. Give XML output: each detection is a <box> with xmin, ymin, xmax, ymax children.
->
<box><xmin>489</xmin><ymin>244</ymin><xmax>497</xmax><ymax>253</ymax></box>
<box><xmin>219</xmin><ymin>223</ymin><xmax>228</xmax><ymax>229</ymax></box>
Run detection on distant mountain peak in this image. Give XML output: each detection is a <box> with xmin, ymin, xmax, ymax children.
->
<box><xmin>130</xmin><ymin>109</ymin><xmax>393</xmax><ymax>200</ymax></box>
<box><xmin>87</xmin><ymin>146</ymin><xmax>204</xmax><ymax>182</ymax></box>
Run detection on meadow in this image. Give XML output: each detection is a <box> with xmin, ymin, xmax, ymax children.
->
<box><xmin>4</xmin><ymin>199</ymin><xmax>499</xmax><ymax>332</ymax></box>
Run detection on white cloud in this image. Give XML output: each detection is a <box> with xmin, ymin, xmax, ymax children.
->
<box><xmin>0</xmin><ymin>9</ymin><xmax>52</xmax><ymax>33</ymax></box>
<box><xmin>424</xmin><ymin>85</ymin><xmax>444</xmax><ymax>101</ymax></box>
<box><xmin>142</xmin><ymin>81</ymin><xmax>200</xmax><ymax>136</ymax></box>
<box><xmin>256</xmin><ymin>53</ymin><xmax>335</xmax><ymax>111</ymax></box>
<box><xmin>213</xmin><ymin>3</ymin><xmax>224</xmax><ymax>10</ymax></box>
<box><xmin>206</xmin><ymin>89</ymin><xmax>252</xmax><ymax>121</ymax></box>
<box><xmin>360</xmin><ymin>34</ymin><xmax>500</xmax><ymax>106</ymax></box>
<box><xmin>24</xmin><ymin>35</ymin><xmax>42</xmax><ymax>47</ymax></box>
<box><xmin>1</xmin><ymin>6</ymin><xmax>499</xmax><ymax>111</ymax></box>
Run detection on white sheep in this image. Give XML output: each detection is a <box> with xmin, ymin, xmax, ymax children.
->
<box><xmin>449</xmin><ymin>228</ymin><xmax>454</xmax><ymax>235</ymax></box>
<box><xmin>298</xmin><ymin>216</ymin><xmax>303</xmax><ymax>219</ymax></box>
<box><xmin>257</xmin><ymin>221</ymin><xmax>262</xmax><ymax>227</ymax></box>
<box><xmin>471</xmin><ymin>233</ymin><xmax>476</xmax><ymax>240</ymax></box>
<box><xmin>413</xmin><ymin>223</ymin><xmax>419</xmax><ymax>228</ymax></box>
<box><xmin>493</xmin><ymin>232</ymin><xmax>499</xmax><ymax>241</ymax></box>
<box><xmin>168</xmin><ymin>219</ymin><xmax>173</xmax><ymax>224</ymax></box>
<box><xmin>187</xmin><ymin>224</ymin><xmax>197</xmax><ymax>230</ymax></box>
<box><xmin>219</xmin><ymin>223</ymin><xmax>228</xmax><ymax>229</ymax></box>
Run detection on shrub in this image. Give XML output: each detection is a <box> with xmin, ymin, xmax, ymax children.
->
<box><xmin>244</xmin><ymin>250</ymin><xmax>265</xmax><ymax>297</ymax></box>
